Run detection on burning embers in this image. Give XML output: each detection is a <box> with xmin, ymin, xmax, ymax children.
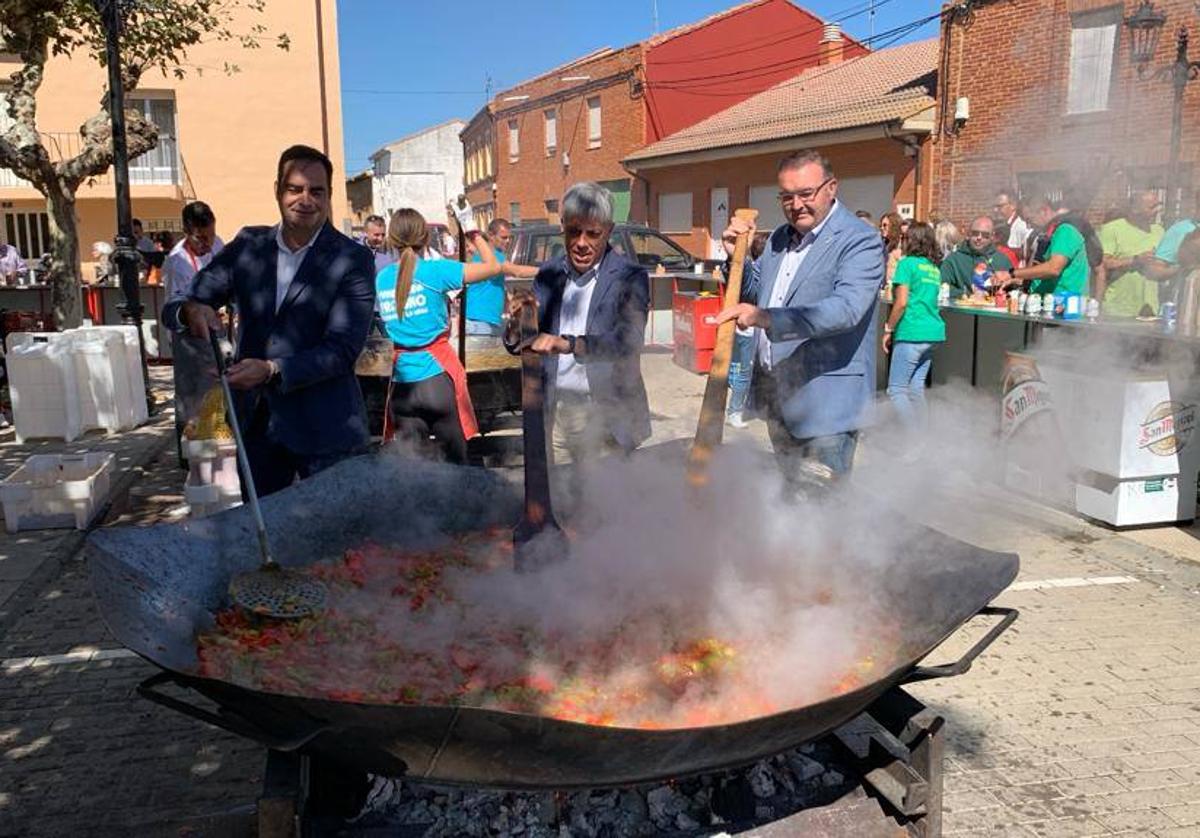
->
<box><xmin>350</xmin><ymin>741</ymin><xmax>857</xmax><ymax>836</ymax></box>
<box><xmin>195</xmin><ymin>527</ymin><xmax>889</xmax><ymax>728</ymax></box>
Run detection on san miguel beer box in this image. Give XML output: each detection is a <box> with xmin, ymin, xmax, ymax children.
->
<box><xmin>1026</xmin><ymin>350</ymin><xmax>1200</xmax><ymax>526</ymax></box>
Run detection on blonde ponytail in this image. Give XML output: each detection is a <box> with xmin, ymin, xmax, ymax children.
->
<box><xmin>394</xmin><ymin>247</ymin><xmax>417</xmax><ymax>321</ymax></box>
<box><xmin>385</xmin><ymin>208</ymin><xmax>431</xmax><ymax>322</ymax></box>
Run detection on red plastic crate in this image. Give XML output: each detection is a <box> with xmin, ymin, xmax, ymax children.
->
<box><xmin>672</xmin><ymin>292</ymin><xmax>722</xmax><ymax>351</ymax></box>
<box><xmin>673</xmin><ymin>338</ymin><xmax>714</xmax><ymax>375</ymax></box>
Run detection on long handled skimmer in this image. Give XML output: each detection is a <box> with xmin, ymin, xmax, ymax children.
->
<box><xmin>210</xmin><ymin>332</ymin><xmax>328</xmax><ymax>619</ymax></box>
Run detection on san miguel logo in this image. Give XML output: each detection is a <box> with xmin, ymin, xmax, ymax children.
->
<box><xmin>1000</xmin><ymin>353</ymin><xmax>1053</xmax><ymax>440</ymax></box>
<box><xmin>1001</xmin><ymin>380</ymin><xmax>1053</xmax><ymax>439</ymax></box>
<box><xmin>1138</xmin><ymin>401</ymin><xmax>1197</xmax><ymax>456</ymax></box>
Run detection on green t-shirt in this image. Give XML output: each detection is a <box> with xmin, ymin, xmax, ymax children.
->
<box><xmin>893</xmin><ymin>255</ymin><xmax>946</xmax><ymax>343</ymax></box>
<box><xmin>1030</xmin><ymin>222</ymin><xmax>1089</xmax><ymax>296</ymax></box>
<box><xmin>1100</xmin><ymin>218</ymin><xmax>1164</xmax><ymax>317</ymax></box>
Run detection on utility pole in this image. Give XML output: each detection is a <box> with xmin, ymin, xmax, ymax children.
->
<box><xmin>95</xmin><ymin>0</ymin><xmax>153</xmax><ymax>414</ymax></box>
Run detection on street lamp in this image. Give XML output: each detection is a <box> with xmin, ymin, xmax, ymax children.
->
<box><xmin>1125</xmin><ymin>1</ymin><xmax>1200</xmax><ymax>221</ymax></box>
<box><xmin>1125</xmin><ymin>0</ymin><xmax>1167</xmax><ymax>67</ymax></box>
<box><xmin>93</xmin><ymin>0</ymin><xmax>153</xmax><ymax>414</ymax></box>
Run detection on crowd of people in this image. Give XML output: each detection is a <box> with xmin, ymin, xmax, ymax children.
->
<box><xmin>158</xmin><ymin>140</ymin><xmax>1200</xmax><ymax>505</ymax></box>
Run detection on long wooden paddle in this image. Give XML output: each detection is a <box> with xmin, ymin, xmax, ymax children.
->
<box><xmin>512</xmin><ymin>297</ymin><xmax>567</xmax><ymax>572</ymax></box>
<box><xmin>686</xmin><ymin>208</ymin><xmax>758</xmax><ymax>488</ymax></box>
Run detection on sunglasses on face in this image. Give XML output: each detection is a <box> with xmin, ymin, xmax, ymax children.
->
<box><xmin>969</xmin><ymin>230</ymin><xmax>991</xmax><ymax>238</ymax></box>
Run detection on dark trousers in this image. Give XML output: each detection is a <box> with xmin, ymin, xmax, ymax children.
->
<box><xmin>242</xmin><ymin>403</ymin><xmax>363</xmax><ymax>498</ymax></box>
<box><xmin>753</xmin><ymin>365</ymin><xmax>859</xmax><ymax>489</ymax></box>
<box><xmin>389</xmin><ymin>373</ymin><xmax>467</xmax><ymax>465</ymax></box>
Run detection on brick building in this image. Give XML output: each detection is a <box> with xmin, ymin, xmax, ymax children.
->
<box><xmin>624</xmin><ymin>39</ymin><xmax>938</xmax><ymax>259</ymax></box>
<box><xmin>931</xmin><ymin>0</ymin><xmax>1200</xmax><ymax>226</ymax></box>
<box><xmin>459</xmin><ymin>0</ymin><xmax>866</xmax><ymax>228</ymax></box>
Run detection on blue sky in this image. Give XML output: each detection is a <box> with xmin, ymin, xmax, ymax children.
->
<box><xmin>337</xmin><ymin>0</ymin><xmax>943</xmax><ymax>175</ymax></box>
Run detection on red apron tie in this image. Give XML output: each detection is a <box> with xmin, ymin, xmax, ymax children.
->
<box><xmin>381</xmin><ymin>332</ymin><xmax>479</xmax><ymax>443</ymax></box>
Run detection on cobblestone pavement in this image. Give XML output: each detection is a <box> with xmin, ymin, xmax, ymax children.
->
<box><xmin>2</xmin><ymin>355</ymin><xmax>1200</xmax><ymax>836</ymax></box>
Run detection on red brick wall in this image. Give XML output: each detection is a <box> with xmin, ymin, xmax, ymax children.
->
<box><xmin>639</xmin><ymin>136</ymin><xmax>926</xmax><ymax>257</ymax></box>
<box><xmin>642</xmin><ymin>0</ymin><xmax>868</xmax><ymax>143</ymax></box>
<box><xmin>491</xmin><ymin>46</ymin><xmax>647</xmax><ymax>225</ymax></box>
<box><xmin>931</xmin><ymin>0</ymin><xmax>1200</xmax><ymax>226</ymax></box>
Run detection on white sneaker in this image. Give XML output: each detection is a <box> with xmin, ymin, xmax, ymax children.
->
<box><xmin>726</xmin><ymin>411</ymin><xmax>749</xmax><ymax>429</ymax></box>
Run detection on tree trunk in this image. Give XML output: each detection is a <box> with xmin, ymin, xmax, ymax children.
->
<box><xmin>44</xmin><ymin>177</ymin><xmax>82</xmax><ymax>330</ymax></box>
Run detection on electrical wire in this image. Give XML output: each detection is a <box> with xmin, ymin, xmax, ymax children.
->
<box><xmin>643</xmin><ymin>8</ymin><xmax>943</xmax><ymax>92</ymax></box>
<box><xmin>647</xmin><ymin>0</ymin><xmax>895</xmax><ymax>66</ymax></box>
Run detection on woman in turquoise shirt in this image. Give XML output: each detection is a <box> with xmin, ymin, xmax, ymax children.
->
<box><xmin>377</xmin><ymin>208</ymin><xmax>507</xmax><ymax>463</ymax></box>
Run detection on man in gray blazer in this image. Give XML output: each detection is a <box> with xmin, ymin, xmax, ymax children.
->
<box><xmin>717</xmin><ymin>149</ymin><xmax>884</xmax><ymax>484</ymax></box>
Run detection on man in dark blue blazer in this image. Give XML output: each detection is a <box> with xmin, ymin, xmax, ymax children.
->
<box><xmin>508</xmin><ymin>182</ymin><xmax>651</xmax><ymax>468</ymax></box>
<box><xmin>163</xmin><ymin>145</ymin><xmax>375</xmax><ymax>496</ymax></box>
<box><xmin>717</xmin><ymin>149</ymin><xmax>884</xmax><ymax>485</ymax></box>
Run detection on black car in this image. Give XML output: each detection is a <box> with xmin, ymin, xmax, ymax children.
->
<box><xmin>509</xmin><ymin>223</ymin><xmax>696</xmax><ymax>273</ymax></box>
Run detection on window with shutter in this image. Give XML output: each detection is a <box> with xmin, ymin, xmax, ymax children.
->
<box><xmin>657</xmin><ymin>192</ymin><xmax>693</xmax><ymax>234</ymax></box>
<box><xmin>544</xmin><ymin>109</ymin><xmax>556</xmax><ymax>155</ymax></box>
<box><xmin>1066</xmin><ymin>12</ymin><xmax>1119</xmax><ymax>115</ymax></box>
<box><xmin>508</xmin><ymin>119</ymin><xmax>519</xmax><ymax>162</ymax></box>
<box><xmin>128</xmin><ymin>95</ymin><xmax>179</xmax><ymax>184</ymax></box>
<box><xmin>587</xmin><ymin>97</ymin><xmax>601</xmax><ymax>149</ymax></box>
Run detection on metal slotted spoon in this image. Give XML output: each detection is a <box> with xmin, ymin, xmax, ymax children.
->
<box><xmin>209</xmin><ymin>332</ymin><xmax>327</xmax><ymax>619</ymax></box>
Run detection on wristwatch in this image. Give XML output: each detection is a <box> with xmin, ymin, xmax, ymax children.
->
<box><xmin>561</xmin><ymin>334</ymin><xmax>578</xmax><ymax>355</ymax></box>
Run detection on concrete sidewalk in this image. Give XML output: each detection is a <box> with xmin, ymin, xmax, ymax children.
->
<box><xmin>0</xmin><ymin>367</ymin><xmax>177</xmax><ymax>631</ymax></box>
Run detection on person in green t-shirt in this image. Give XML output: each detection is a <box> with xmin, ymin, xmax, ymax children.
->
<box><xmin>1000</xmin><ymin>196</ymin><xmax>1090</xmax><ymax>297</ymax></box>
<box><xmin>883</xmin><ymin>222</ymin><xmax>945</xmax><ymax>438</ymax></box>
<box><xmin>1099</xmin><ymin>190</ymin><xmax>1165</xmax><ymax>318</ymax></box>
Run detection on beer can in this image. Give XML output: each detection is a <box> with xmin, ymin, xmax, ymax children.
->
<box><xmin>1161</xmin><ymin>301</ymin><xmax>1177</xmax><ymax>334</ymax></box>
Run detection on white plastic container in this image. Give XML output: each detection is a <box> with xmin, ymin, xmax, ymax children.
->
<box><xmin>0</xmin><ymin>452</ymin><xmax>115</xmax><ymax>532</ymax></box>
<box><xmin>77</xmin><ymin>326</ymin><xmax>148</xmax><ymax>425</ymax></box>
<box><xmin>7</xmin><ymin>340</ymin><xmax>82</xmax><ymax>443</ymax></box>
<box><xmin>69</xmin><ymin>330</ymin><xmax>135</xmax><ymax>434</ymax></box>
<box><xmin>183</xmin><ymin>439</ymin><xmax>240</xmax><ymax>494</ymax></box>
<box><xmin>184</xmin><ymin>480</ymin><xmax>241</xmax><ymax>518</ymax></box>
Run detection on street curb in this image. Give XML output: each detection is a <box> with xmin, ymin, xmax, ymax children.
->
<box><xmin>0</xmin><ymin>417</ymin><xmax>175</xmax><ymax>640</ymax></box>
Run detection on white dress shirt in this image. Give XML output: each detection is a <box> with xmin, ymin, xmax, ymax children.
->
<box><xmin>274</xmin><ymin>225</ymin><xmax>321</xmax><ymax>312</ymax></box>
<box><xmin>1007</xmin><ymin>214</ymin><xmax>1033</xmax><ymax>257</ymax></box>
<box><xmin>555</xmin><ymin>256</ymin><xmax>602</xmax><ymax>394</ymax></box>
<box><xmin>163</xmin><ymin>236</ymin><xmax>225</xmax><ymax>303</ymax></box>
<box><xmin>757</xmin><ymin>203</ymin><xmax>837</xmax><ymax>369</ymax></box>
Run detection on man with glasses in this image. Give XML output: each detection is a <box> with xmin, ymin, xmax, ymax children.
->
<box><xmin>716</xmin><ymin>149</ymin><xmax>883</xmax><ymax>484</ymax></box>
<box><xmin>939</xmin><ymin>216</ymin><xmax>1013</xmax><ymax>299</ymax></box>
<box><xmin>994</xmin><ymin>190</ymin><xmax>1032</xmax><ymax>264</ymax></box>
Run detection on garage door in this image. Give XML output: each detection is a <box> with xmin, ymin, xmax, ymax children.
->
<box><xmin>835</xmin><ymin>174</ymin><xmax>896</xmax><ymax>218</ymax></box>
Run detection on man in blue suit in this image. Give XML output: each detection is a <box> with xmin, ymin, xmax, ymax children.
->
<box><xmin>508</xmin><ymin>181</ymin><xmax>651</xmax><ymax>468</ymax></box>
<box><xmin>164</xmin><ymin>144</ymin><xmax>376</xmax><ymax>496</ymax></box>
<box><xmin>717</xmin><ymin>149</ymin><xmax>883</xmax><ymax>483</ymax></box>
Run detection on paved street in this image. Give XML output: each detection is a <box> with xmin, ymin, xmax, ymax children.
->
<box><xmin>1</xmin><ymin>355</ymin><xmax>1200</xmax><ymax>836</ymax></box>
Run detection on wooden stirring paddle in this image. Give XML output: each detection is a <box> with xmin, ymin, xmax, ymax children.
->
<box><xmin>686</xmin><ymin>208</ymin><xmax>759</xmax><ymax>488</ymax></box>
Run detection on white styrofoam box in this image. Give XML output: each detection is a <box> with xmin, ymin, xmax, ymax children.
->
<box><xmin>1076</xmin><ymin>471</ymin><xmax>1198</xmax><ymax>527</ymax></box>
<box><xmin>77</xmin><ymin>326</ymin><xmax>148</xmax><ymax>425</ymax></box>
<box><xmin>7</xmin><ymin>327</ymin><xmax>146</xmax><ymax>437</ymax></box>
<box><xmin>1038</xmin><ymin>353</ymin><xmax>1200</xmax><ymax>480</ymax></box>
<box><xmin>70</xmin><ymin>330</ymin><xmax>136</xmax><ymax>434</ymax></box>
<box><xmin>184</xmin><ymin>481</ymin><xmax>241</xmax><ymax>518</ymax></box>
<box><xmin>0</xmin><ymin>452</ymin><xmax>115</xmax><ymax>532</ymax></box>
<box><xmin>7</xmin><ymin>340</ymin><xmax>82</xmax><ymax>443</ymax></box>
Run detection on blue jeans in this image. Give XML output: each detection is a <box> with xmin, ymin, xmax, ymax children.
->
<box><xmin>465</xmin><ymin>319</ymin><xmax>503</xmax><ymax>336</ymax></box>
<box><xmin>727</xmin><ymin>331</ymin><xmax>755</xmax><ymax>415</ymax></box>
<box><xmin>887</xmin><ymin>341</ymin><xmax>936</xmax><ymax>434</ymax></box>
